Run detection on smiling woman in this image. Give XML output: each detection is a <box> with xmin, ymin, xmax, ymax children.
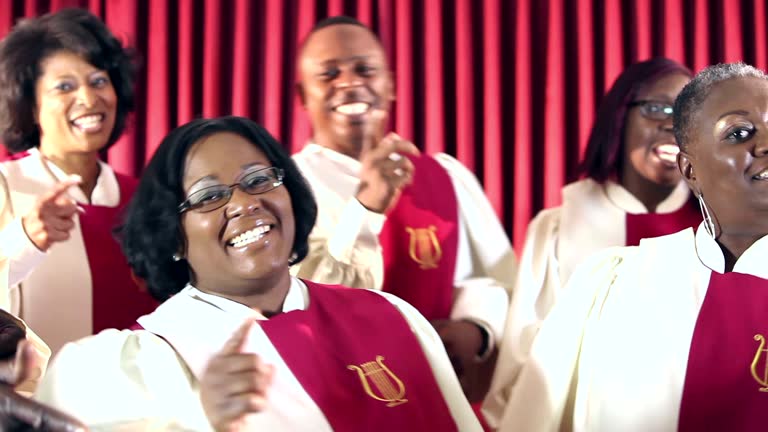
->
<box><xmin>493</xmin><ymin>63</ymin><xmax>768</xmax><ymax>431</ymax></box>
<box><xmin>0</xmin><ymin>8</ymin><xmax>156</xmax><ymax>379</ymax></box>
<box><xmin>33</xmin><ymin>116</ymin><xmax>483</xmax><ymax>431</ymax></box>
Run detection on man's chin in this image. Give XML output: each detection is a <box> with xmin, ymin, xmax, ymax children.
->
<box><xmin>331</xmin><ymin>130</ymin><xmax>370</xmax><ymax>156</ymax></box>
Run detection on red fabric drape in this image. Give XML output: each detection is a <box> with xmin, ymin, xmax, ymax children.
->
<box><xmin>1</xmin><ymin>0</ymin><xmax>766</xmax><ymax>252</ymax></box>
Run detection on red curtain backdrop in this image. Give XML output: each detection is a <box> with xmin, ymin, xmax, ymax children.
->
<box><xmin>0</xmin><ymin>0</ymin><xmax>765</xmax><ymax>252</ymax></box>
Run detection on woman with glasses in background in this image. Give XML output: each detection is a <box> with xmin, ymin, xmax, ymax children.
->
<box><xmin>35</xmin><ymin>116</ymin><xmax>481</xmax><ymax>431</ymax></box>
<box><xmin>484</xmin><ymin>58</ymin><xmax>700</xmax><ymax>429</ymax></box>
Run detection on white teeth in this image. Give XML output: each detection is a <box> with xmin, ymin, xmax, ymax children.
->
<box><xmin>72</xmin><ymin>114</ymin><xmax>104</xmax><ymax>131</ymax></box>
<box><xmin>229</xmin><ymin>225</ymin><xmax>272</xmax><ymax>248</ymax></box>
<box><xmin>655</xmin><ymin>144</ymin><xmax>679</xmax><ymax>163</ymax></box>
<box><xmin>334</xmin><ymin>102</ymin><xmax>369</xmax><ymax>115</ymax></box>
<box><xmin>753</xmin><ymin>170</ymin><xmax>768</xmax><ymax>180</ymax></box>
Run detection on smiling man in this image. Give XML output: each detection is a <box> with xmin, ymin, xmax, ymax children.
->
<box><xmin>290</xmin><ymin>16</ymin><xmax>516</xmax><ymax>408</ymax></box>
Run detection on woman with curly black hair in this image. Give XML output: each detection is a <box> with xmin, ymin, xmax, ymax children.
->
<box><xmin>35</xmin><ymin>116</ymin><xmax>481</xmax><ymax>431</ymax></box>
<box><xmin>0</xmin><ymin>8</ymin><xmax>155</xmax><ymax>364</ymax></box>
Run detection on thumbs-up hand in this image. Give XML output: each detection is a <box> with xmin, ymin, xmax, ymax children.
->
<box><xmin>200</xmin><ymin>320</ymin><xmax>275</xmax><ymax>432</ymax></box>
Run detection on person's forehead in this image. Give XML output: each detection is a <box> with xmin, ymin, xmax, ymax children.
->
<box><xmin>301</xmin><ymin>24</ymin><xmax>386</xmax><ymax>63</ymax></box>
<box><xmin>701</xmin><ymin>77</ymin><xmax>768</xmax><ymax>114</ymax></box>
<box><xmin>183</xmin><ymin>133</ymin><xmax>267</xmax><ymax>181</ymax></box>
<box><xmin>39</xmin><ymin>50</ymin><xmax>95</xmax><ymax>73</ymax></box>
<box><xmin>635</xmin><ymin>72</ymin><xmax>689</xmax><ymax>99</ymax></box>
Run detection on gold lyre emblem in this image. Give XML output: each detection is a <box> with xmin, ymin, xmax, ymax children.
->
<box><xmin>347</xmin><ymin>355</ymin><xmax>408</xmax><ymax>407</ymax></box>
<box><xmin>405</xmin><ymin>225</ymin><xmax>442</xmax><ymax>269</ymax></box>
<box><xmin>751</xmin><ymin>334</ymin><xmax>768</xmax><ymax>391</ymax></box>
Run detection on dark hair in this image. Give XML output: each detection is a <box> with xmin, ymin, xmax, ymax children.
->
<box><xmin>674</xmin><ymin>62</ymin><xmax>768</xmax><ymax>151</ymax></box>
<box><xmin>118</xmin><ymin>116</ymin><xmax>318</xmax><ymax>301</ymax></box>
<box><xmin>311</xmin><ymin>15</ymin><xmax>367</xmax><ymax>33</ymax></box>
<box><xmin>298</xmin><ymin>15</ymin><xmax>376</xmax><ymax>58</ymax></box>
<box><xmin>0</xmin><ymin>8</ymin><xmax>136</xmax><ymax>153</ymax></box>
<box><xmin>579</xmin><ymin>58</ymin><xmax>692</xmax><ymax>182</ymax></box>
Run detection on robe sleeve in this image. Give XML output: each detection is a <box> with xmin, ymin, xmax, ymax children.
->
<box><xmin>290</xmin><ymin>196</ymin><xmax>386</xmax><ymax>290</ymax></box>
<box><xmin>35</xmin><ymin>329</ymin><xmax>213</xmax><ymax>431</ymax></box>
<box><xmin>492</xmin><ymin>247</ymin><xmax>629</xmax><ymax>432</ymax></box>
<box><xmin>433</xmin><ymin>153</ymin><xmax>516</xmax><ymax>353</ymax></box>
<box><xmin>0</xmin><ymin>168</ymin><xmax>46</xmax><ymax>311</ymax></box>
<box><xmin>483</xmin><ymin>207</ymin><xmax>562</xmax><ymax>425</ymax></box>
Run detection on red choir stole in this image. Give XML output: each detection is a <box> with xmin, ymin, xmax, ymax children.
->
<box><xmin>678</xmin><ymin>271</ymin><xmax>768</xmax><ymax>431</ymax></box>
<box><xmin>625</xmin><ymin>198</ymin><xmax>701</xmax><ymax>246</ymax></box>
<box><xmin>260</xmin><ymin>280</ymin><xmax>458</xmax><ymax>431</ymax></box>
<box><xmin>79</xmin><ymin>173</ymin><xmax>157</xmax><ymax>332</ymax></box>
<box><xmin>378</xmin><ymin>155</ymin><xmax>459</xmax><ymax>321</ymax></box>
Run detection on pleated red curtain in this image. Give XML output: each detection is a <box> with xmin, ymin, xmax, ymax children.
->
<box><xmin>0</xmin><ymin>0</ymin><xmax>766</xmax><ymax>251</ymax></box>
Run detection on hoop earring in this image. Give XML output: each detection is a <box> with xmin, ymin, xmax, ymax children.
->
<box><xmin>697</xmin><ymin>193</ymin><xmax>716</xmax><ymax>239</ymax></box>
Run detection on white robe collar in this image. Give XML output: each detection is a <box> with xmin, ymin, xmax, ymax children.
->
<box><xmin>300</xmin><ymin>142</ymin><xmax>361</xmax><ymax>177</ymax></box>
<box><xmin>25</xmin><ymin>147</ymin><xmax>120</xmax><ymax>206</ymax></box>
<box><xmin>186</xmin><ymin>276</ymin><xmax>309</xmax><ymax>317</ymax></box>
<box><xmin>694</xmin><ymin>223</ymin><xmax>768</xmax><ymax>278</ymax></box>
<box><xmin>137</xmin><ymin>277</ymin><xmax>309</xmax><ymax>378</ymax></box>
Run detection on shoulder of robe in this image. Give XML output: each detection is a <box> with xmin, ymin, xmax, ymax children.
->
<box><xmin>573</xmin><ymin>228</ymin><xmax>694</xmax><ymax>289</ymax></box>
<box><xmin>49</xmin><ymin>329</ymin><xmax>177</xmax><ymax>371</ymax></box>
<box><xmin>525</xmin><ymin>206</ymin><xmax>562</xmax><ymax>237</ymax></box>
<box><xmin>631</xmin><ymin>227</ymin><xmax>696</xmax><ymax>270</ymax></box>
<box><xmin>432</xmin><ymin>152</ymin><xmax>475</xmax><ymax>180</ymax></box>
<box><xmin>561</xmin><ymin>178</ymin><xmax>601</xmax><ymax>201</ymax></box>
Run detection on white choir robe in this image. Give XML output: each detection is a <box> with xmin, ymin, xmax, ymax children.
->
<box><xmin>493</xmin><ymin>224</ymin><xmax>768</xmax><ymax>431</ymax></box>
<box><xmin>0</xmin><ymin>148</ymin><xmax>130</xmax><ymax>388</ymax></box>
<box><xmin>291</xmin><ymin>143</ymin><xmax>515</xmax><ymax>353</ymax></box>
<box><xmin>35</xmin><ymin>277</ymin><xmax>481</xmax><ymax>431</ymax></box>
<box><xmin>483</xmin><ymin>178</ymin><xmax>692</xmax><ymax>426</ymax></box>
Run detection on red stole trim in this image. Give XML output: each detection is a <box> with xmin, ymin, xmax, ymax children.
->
<box><xmin>1</xmin><ymin>150</ymin><xmax>30</xmax><ymax>161</ymax></box>
<box><xmin>260</xmin><ymin>280</ymin><xmax>458</xmax><ymax>432</ymax></box>
<box><xmin>379</xmin><ymin>155</ymin><xmax>458</xmax><ymax>321</ymax></box>
<box><xmin>79</xmin><ymin>173</ymin><xmax>157</xmax><ymax>332</ymax></box>
<box><xmin>624</xmin><ymin>198</ymin><xmax>701</xmax><ymax>246</ymax></box>
<box><xmin>678</xmin><ymin>271</ymin><xmax>768</xmax><ymax>431</ymax></box>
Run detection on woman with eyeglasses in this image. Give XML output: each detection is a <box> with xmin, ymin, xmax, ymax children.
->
<box><xmin>489</xmin><ymin>62</ymin><xmax>768</xmax><ymax>431</ymax></box>
<box><xmin>34</xmin><ymin>116</ymin><xmax>481</xmax><ymax>431</ymax></box>
<box><xmin>0</xmin><ymin>9</ymin><xmax>156</xmax><ymax>382</ymax></box>
<box><xmin>484</xmin><ymin>58</ymin><xmax>700</xmax><ymax>428</ymax></box>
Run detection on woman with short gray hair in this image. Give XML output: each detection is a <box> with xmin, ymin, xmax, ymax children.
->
<box><xmin>496</xmin><ymin>62</ymin><xmax>768</xmax><ymax>431</ymax></box>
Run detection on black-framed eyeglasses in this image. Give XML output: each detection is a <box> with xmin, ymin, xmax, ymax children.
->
<box><xmin>178</xmin><ymin>167</ymin><xmax>285</xmax><ymax>214</ymax></box>
<box><xmin>628</xmin><ymin>100</ymin><xmax>674</xmax><ymax>121</ymax></box>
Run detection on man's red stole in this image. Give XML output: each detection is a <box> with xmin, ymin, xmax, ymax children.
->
<box><xmin>379</xmin><ymin>155</ymin><xmax>459</xmax><ymax>321</ymax></box>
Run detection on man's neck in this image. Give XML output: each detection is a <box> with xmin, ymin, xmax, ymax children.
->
<box><xmin>313</xmin><ymin>133</ymin><xmax>378</xmax><ymax>161</ymax></box>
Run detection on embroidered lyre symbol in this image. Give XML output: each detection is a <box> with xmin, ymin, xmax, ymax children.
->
<box><xmin>405</xmin><ymin>225</ymin><xmax>442</xmax><ymax>269</ymax></box>
<box><xmin>347</xmin><ymin>355</ymin><xmax>408</xmax><ymax>407</ymax></box>
<box><xmin>750</xmin><ymin>334</ymin><xmax>768</xmax><ymax>392</ymax></box>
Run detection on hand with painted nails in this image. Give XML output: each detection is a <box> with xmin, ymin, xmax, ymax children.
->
<box><xmin>21</xmin><ymin>176</ymin><xmax>82</xmax><ymax>252</ymax></box>
<box><xmin>0</xmin><ymin>310</ymin><xmax>87</xmax><ymax>431</ymax></box>
<box><xmin>201</xmin><ymin>321</ymin><xmax>275</xmax><ymax>432</ymax></box>
<box><xmin>356</xmin><ymin>132</ymin><xmax>421</xmax><ymax>213</ymax></box>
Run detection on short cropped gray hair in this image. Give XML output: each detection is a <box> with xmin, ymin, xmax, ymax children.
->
<box><xmin>673</xmin><ymin>62</ymin><xmax>767</xmax><ymax>150</ymax></box>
